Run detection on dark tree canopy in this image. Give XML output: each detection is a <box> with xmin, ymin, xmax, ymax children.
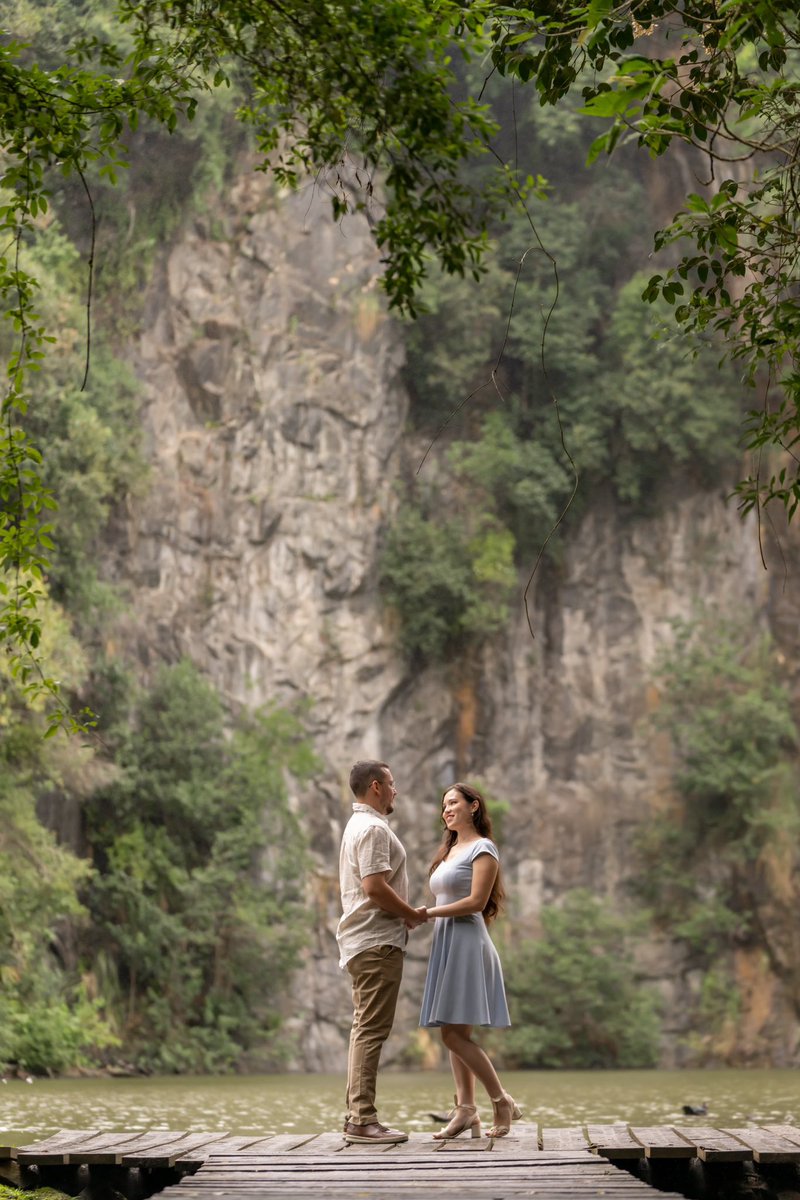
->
<box><xmin>1</xmin><ymin>0</ymin><xmax>799</xmax><ymax>719</ymax></box>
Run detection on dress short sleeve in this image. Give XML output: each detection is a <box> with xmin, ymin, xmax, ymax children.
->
<box><xmin>355</xmin><ymin>823</ymin><xmax>392</xmax><ymax>877</ymax></box>
<box><xmin>469</xmin><ymin>838</ymin><xmax>499</xmax><ymax>863</ymax></box>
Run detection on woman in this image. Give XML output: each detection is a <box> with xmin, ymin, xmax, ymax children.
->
<box><xmin>418</xmin><ymin>782</ymin><xmax>520</xmax><ymax>1140</ymax></box>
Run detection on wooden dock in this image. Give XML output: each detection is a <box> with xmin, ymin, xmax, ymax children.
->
<box><xmin>3</xmin><ymin>1123</ymin><xmax>800</xmax><ymax>1199</ymax></box>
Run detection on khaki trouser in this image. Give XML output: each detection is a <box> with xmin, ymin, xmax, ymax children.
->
<box><xmin>345</xmin><ymin>944</ymin><xmax>404</xmax><ymax>1125</ymax></box>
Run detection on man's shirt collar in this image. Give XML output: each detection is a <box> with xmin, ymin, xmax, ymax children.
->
<box><xmin>352</xmin><ymin>801</ymin><xmax>388</xmax><ymax>823</ymax></box>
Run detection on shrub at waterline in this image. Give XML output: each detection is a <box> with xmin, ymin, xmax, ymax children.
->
<box><xmin>83</xmin><ymin>661</ymin><xmax>317</xmax><ymax>1073</ymax></box>
<box><xmin>634</xmin><ymin>616</ymin><xmax>800</xmax><ymax>1061</ymax></box>
<box><xmin>0</xmin><ymin>655</ymin><xmax>318</xmax><ymax>1076</ymax></box>
<box><xmin>502</xmin><ymin>889</ymin><xmax>661</xmax><ymax>1069</ymax></box>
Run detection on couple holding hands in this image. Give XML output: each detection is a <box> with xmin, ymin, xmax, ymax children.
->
<box><xmin>337</xmin><ymin>760</ymin><xmax>520</xmax><ymax>1145</ymax></box>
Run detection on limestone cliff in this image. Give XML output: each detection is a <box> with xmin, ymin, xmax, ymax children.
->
<box><xmin>103</xmin><ymin>163</ymin><xmax>800</xmax><ymax>1072</ymax></box>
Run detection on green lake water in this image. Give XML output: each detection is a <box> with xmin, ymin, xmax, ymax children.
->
<box><xmin>1</xmin><ymin>1069</ymin><xmax>799</xmax><ymax>1143</ymax></box>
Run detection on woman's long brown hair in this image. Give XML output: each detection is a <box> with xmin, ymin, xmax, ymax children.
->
<box><xmin>428</xmin><ymin>782</ymin><xmax>505</xmax><ymax>923</ymax></box>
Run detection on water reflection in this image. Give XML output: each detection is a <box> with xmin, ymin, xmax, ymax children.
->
<box><xmin>1</xmin><ymin>1069</ymin><xmax>798</xmax><ymax>1143</ymax></box>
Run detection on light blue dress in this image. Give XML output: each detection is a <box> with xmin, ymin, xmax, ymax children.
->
<box><xmin>419</xmin><ymin>838</ymin><xmax>511</xmax><ymax>1028</ymax></box>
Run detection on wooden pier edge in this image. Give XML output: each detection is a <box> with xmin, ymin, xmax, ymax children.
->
<box><xmin>2</xmin><ymin>1122</ymin><xmax>800</xmax><ymax>1199</ymax></box>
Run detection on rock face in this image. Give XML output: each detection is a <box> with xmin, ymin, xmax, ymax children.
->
<box><xmin>106</xmin><ymin>163</ymin><xmax>800</xmax><ymax>1071</ymax></box>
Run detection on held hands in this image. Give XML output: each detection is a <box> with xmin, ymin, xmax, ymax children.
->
<box><xmin>405</xmin><ymin>905</ymin><xmax>429</xmax><ymax>930</ymax></box>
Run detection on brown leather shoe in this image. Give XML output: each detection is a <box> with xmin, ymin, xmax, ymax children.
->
<box><xmin>343</xmin><ymin>1120</ymin><xmax>408</xmax><ymax>1144</ymax></box>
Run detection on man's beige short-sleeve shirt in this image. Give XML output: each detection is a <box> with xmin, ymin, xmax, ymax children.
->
<box><xmin>337</xmin><ymin>802</ymin><xmax>408</xmax><ymax>968</ymax></box>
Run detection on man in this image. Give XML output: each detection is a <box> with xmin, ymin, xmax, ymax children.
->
<box><xmin>337</xmin><ymin>760</ymin><xmax>426</xmax><ymax>1144</ymax></box>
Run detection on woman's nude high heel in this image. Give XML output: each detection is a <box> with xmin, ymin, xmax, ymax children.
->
<box><xmin>432</xmin><ymin>1103</ymin><xmax>482</xmax><ymax>1140</ymax></box>
<box><xmin>487</xmin><ymin>1093</ymin><xmax>522</xmax><ymax>1138</ymax></box>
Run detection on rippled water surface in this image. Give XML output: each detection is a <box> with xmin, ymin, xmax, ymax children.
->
<box><xmin>2</xmin><ymin>1069</ymin><xmax>799</xmax><ymax>1143</ymax></box>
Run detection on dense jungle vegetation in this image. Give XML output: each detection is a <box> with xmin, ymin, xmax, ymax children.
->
<box><xmin>2</xmin><ymin>0</ymin><xmax>800</xmax><ymax>1075</ymax></box>
<box><xmin>382</xmin><ymin>75</ymin><xmax>746</xmax><ymax>662</ymax></box>
<box><xmin>0</xmin><ymin>2</ymin><xmax>316</xmax><ymax>1075</ymax></box>
<box><xmin>4</xmin><ymin>0</ymin><xmax>800</xmax><ymax>701</ymax></box>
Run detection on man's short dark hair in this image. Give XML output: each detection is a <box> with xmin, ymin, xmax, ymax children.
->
<box><xmin>349</xmin><ymin>760</ymin><xmax>389</xmax><ymax>799</ymax></box>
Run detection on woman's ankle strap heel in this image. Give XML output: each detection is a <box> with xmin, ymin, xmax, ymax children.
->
<box><xmin>487</xmin><ymin>1093</ymin><xmax>521</xmax><ymax>1138</ymax></box>
<box><xmin>433</xmin><ymin>1103</ymin><xmax>482</xmax><ymax>1141</ymax></box>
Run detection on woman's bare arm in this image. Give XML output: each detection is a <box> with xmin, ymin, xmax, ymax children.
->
<box><xmin>426</xmin><ymin>853</ymin><xmax>498</xmax><ymax>919</ymax></box>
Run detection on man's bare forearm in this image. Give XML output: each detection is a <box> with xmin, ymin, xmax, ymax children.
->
<box><xmin>363</xmin><ymin>875</ymin><xmax>427</xmax><ymax>924</ymax></box>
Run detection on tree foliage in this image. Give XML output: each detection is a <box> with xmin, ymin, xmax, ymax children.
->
<box><xmin>486</xmin><ymin>1</ymin><xmax>800</xmax><ymax>515</ymax></box>
<box><xmin>2</xmin><ymin>220</ymin><xmax>143</xmax><ymax>597</ymax></box>
<box><xmin>83</xmin><ymin>660</ymin><xmax>316</xmax><ymax>1073</ymax></box>
<box><xmin>380</xmin><ymin>497</ymin><xmax>515</xmax><ymax>661</ymax></box>
<box><xmin>655</xmin><ymin>618</ymin><xmax>797</xmax><ymax>848</ymax></box>
<box><xmin>386</xmin><ymin>80</ymin><xmax>746</xmax><ymax>659</ymax></box>
<box><xmin>0</xmin><ymin>601</ymin><xmax>118</xmax><ymax>1073</ymax></box>
<box><xmin>2</xmin><ymin>0</ymin><xmax>799</xmax><ymax>707</ymax></box>
<box><xmin>1</xmin><ymin>620</ymin><xmax>318</xmax><ymax>1072</ymax></box>
<box><xmin>0</xmin><ymin>12</ymin><xmax>321</xmax><ymax>1072</ymax></box>
<box><xmin>634</xmin><ymin>615</ymin><xmax>800</xmax><ymax>1060</ymax></box>
<box><xmin>503</xmin><ymin>889</ymin><xmax>661</xmax><ymax>1068</ymax></box>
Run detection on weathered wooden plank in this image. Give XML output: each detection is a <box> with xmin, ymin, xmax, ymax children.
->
<box><xmin>14</xmin><ymin>1120</ymin><xmax>783</xmax><ymax>1199</ymax></box>
<box><xmin>65</xmin><ymin>1129</ymin><xmax>171</xmax><ymax>1164</ymax></box>
<box><xmin>408</xmin><ymin>1131</ymin><xmax>535</xmax><ymax>1150</ymax></box>
<box><xmin>586</xmin><ymin>1125</ymin><xmax>644</xmax><ymax>1159</ymax></box>
<box><xmin>541</xmin><ymin>1126</ymin><xmax>589</xmax><ymax>1151</ymax></box>
<box><xmin>184</xmin><ymin>1170</ymin><xmax>652</xmax><ymax>1188</ymax></box>
<box><xmin>487</xmin><ymin>1120</ymin><xmax>540</xmax><ymax>1145</ymax></box>
<box><xmin>0</xmin><ymin>1140</ymin><xmax>18</xmax><ymax>1161</ymax></box>
<box><xmin>120</xmin><ymin>1131</ymin><xmax>230</xmax><ymax>1167</ymax></box>
<box><xmin>760</xmin><ymin>1124</ymin><xmax>800</xmax><ymax>1147</ymax></box>
<box><xmin>205</xmin><ymin>1137</ymin><xmax>279</xmax><ymax>1155</ymax></box>
<box><xmin>239</xmin><ymin>1133</ymin><xmax>319</xmax><ymax>1154</ymax></box>
<box><xmin>194</xmin><ymin>1162</ymin><xmax>605</xmax><ymax>1175</ymax></box>
<box><xmin>186</xmin><ymin>1178</ymin><xmax>651</xmax><ymax>1186</ymax></box>
<box><xmin>223</xmin><ymin>1137</ymin><xmax>284</xmax><ymax>1154</ymax></box>
<box><xmin>278</xmin><ymin>1133</ymin><xmax>347</xmax><ymax>1155</ymax></box>
<box><xmin>179</xmin><ymin>1161</ymin><xmax>644</xmax><ymax>1173</ymax></box>
<box><xmin>345</xmin><ymin>1133</ymin><xmax>444</xmax><ymax>1156</ymax></box>
<box><xmin>198</xmin><ymin>1152</ymin><xmax>600</xmax><ymax>1168</ymax></box>
<box><xmin>177</xmin><ymin>1183</ymin><xmax>670</xmax><ymax>1191</ymax></box>
<box><xmin>403</xmin><ymin>1123</ymin><xmax>540</xmax><ymax>1154</ymax></box>
<box><xmin>337</xmin><ymin>1131</ymin><xmax>539</xmax><ymax>1156</ymax></box>
<box><xmin>174</xmin><ymin>1185</ymin><xmax>665</xmax><ymax>1192</ymax></box>
<box><xmin>629</xmin><ymin>1126</ymin><xmax>695</xmax><ymax>1158</ymax></box>
<box><xmin>718</xmin><ymin>1127</ymin><xmax>800</xmax><ymax>1163</ymax></box>
<box><xmin>175</xmin><ymin>1173</ymin><xmax>668</xmax><ymax>1188</ymax></box>
<box><xmin>168</xmin><ymin>1169</ymin><xmax>676</xmax><ymax>1196</ymax></box>
<box><xmin>179</xmin><ymin>1161</ymin><xmax>657</xmax><ymax>1173</ymax></box>
<box><xmin>173</xmin><ymin>1192</ymin><xmax>669</xmax><ymax>1198</ymax></box>
<box><xmin>191</xmin><ymin>1154</ymin><xmax>628</xmax><ymax>1168</ymax></box>
<box><xmin>15</xmin><ymin>1128</ymin><xmax>100</xmax><ymax>1150</ymax></box>
<box><xmin>176</xmin><ymin>1141</ymin><xmax>253</xmax><ymax>1169</ymax></box>
<box><xmin>171</xmin><ymin>1190</ymin><xmax>675</xmax><ymax>1199</ymax></box>
<box><xmin>165</xmin><ymin>1162</ymin><xmax>686</xmax><ymax>1200</ymax></box>
<box><xmin>16</xmin><ymin>1129</ymin><xmax>103</xmax><ymax>1164</ymax></box>
<box><xmin>682</xmin><ymin>1126</ymin><xmax>752</xmax><ymax>1162</ymax></box>
<box><xmin>178</xmin><ymin>1168</ymin><xmax>655</xmax><ymax>1177</ymax></box>
<box><xmin>181</xmin><ymin>1181</ymin><xmax>651</xmax><ymax>1188</ymax></box>
<box><xmin>73</xmin><ymin>1128</ymin><xmax>198</xmax><ymax>1164</ymax></box>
